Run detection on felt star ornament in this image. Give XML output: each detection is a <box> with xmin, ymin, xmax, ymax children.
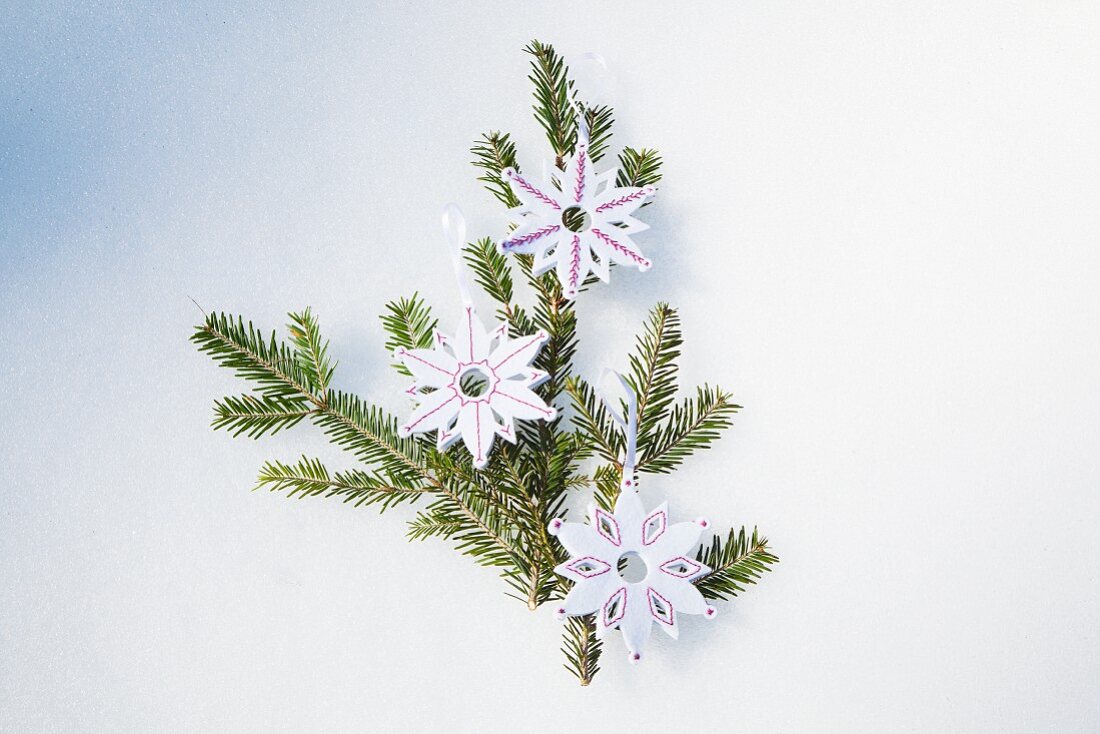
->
<box><xmin>499</xmin><ymin>140</ymin><xmax>656</xmax><ymax>299</ymax></box>
<box><xmin>549</xmin><ymin>490</ymin><xmax>717</xmax><ymax>663</ymax></box>
<box><xmin>396</xmin><ymin>305</ymin><xmax>556</xmax><ymax>468</ymax></box>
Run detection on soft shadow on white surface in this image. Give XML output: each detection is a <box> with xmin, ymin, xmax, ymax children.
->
<box><xmin>2</xmin><ymin>2</ymin><xmax>1099</xmax><ymax>732</ymax></box>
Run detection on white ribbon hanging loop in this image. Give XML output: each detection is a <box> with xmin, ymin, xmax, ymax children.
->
<box><xmin>440</xmin><ymin>202</ymin><xmax>473</xmax><ymax>306</ymax></box>
<box><xmin>597</xmin><ymin>369</ymin><xmax>637</xmax><ymax>491</ymax></box>
<box><xmin>568</xmin><ymin>52</ymin><xmax>609</xmax><ymax>146</ymax></box>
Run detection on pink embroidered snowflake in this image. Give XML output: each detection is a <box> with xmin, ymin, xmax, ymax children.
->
<box><xmin>396</xmin><ymin>306</ymin><xmax>556</xmax><ymax>468</ymax></box>
<box><xmin>548</xmin><ymin>490</ymin><xmax>716</xmax><ymax>662</ymax></box>
<box><xmin>499</xmin><ymin>141</ymin><xmax>655</xmax><ymax>299</ymax></box>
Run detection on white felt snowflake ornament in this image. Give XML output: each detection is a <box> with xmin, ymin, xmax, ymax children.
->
<box><xmin>549</xmin><ymin>490</ymin><xmax>716</xmax><ymax>663</ymax></box>
<box><xmin>396</xmin><ymin>305</ymin><xmax>556</xmax><ymax>468</ymax></box>
<box><xmin>499</xmin><ymin>140</ymin><xmax>656</xmax><ymax>299</ymax></box>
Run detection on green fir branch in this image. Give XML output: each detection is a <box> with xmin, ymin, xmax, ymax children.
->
<box><xmin>694</xmin><ymin>527</ymin><xmax>779</xmax><ymax>601</ymax></box>
<box><xmin>561</xmin><ymin>614</ymin><xmax>602</xmax><ymax>686</ymax></box>
<box><xmin>637</xmin><ymin>385</ymin><xmax>740</xmax><ymax>474</ymax></box>
<box><xmin>471</xmin><ymin>131</ymin><xmax>521</xmax><ymax>208</ymax></box>
<box><xmin>191</xmin><ymin>313</ymin><xmax>320</xmax><ymax>403</ymax></box>
<box><xmin>615</xmin><ymin>147</ymin><xmax>664</xmax><ymax>191</ymax></box>
<box><xmin>628</xmin><ymin>303</ymin><xmax>683</xmax><ymax>451</ymax></box>
<box><xmin>287</xmin><ymin>308</ymin><xmax>336</xmax><ymax>392</ymax></box>
<box><xmin>256</xmin><ymin>456</ymin><xmax>429</xmax><ymax>510</ymax></box>
<box><xmin>580</xmin><ymin>104</ymin><xmax>614</xmax><ymax>163</ymax></box>
<box><xmin>564</xmin><ymin>377</ymin><xmax>622</xmax><ymax>466</ymax></box>
<box><xmin>464</xmin><ymin>238</ymin><xmax>514</xmax><ymax>309</ymax></box>
<box><xmin>380</xmin><ymin>294</ymin><xmax>437</xmax><ymax>377</ymax></box>
<box><xmin>525</xmin><ymin>39</ymin><xmax>577</xmax><ymax>164</ymax></box>
<box><xmin>212</xmin><ymin>394</ymin><xmax>313</xmax><ymax>439</ymax></box>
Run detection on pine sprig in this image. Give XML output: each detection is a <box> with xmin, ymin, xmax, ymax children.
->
<box><xmin>256</xmin><ymin>456</ymin><xmax>429</xmax><ymax>510</ymax></box>
<box><xmin>561</xmin><ymin>615</ymin><xmax>602</xmax><ymax>686</ymax></box>
<box><xmin>525</xmin><ymin>39</ymin><xmax>577</xmax><ymax>164</ymax></box>
<box><xmin>464</xmin><ymin>238</ymin><xmax>514</xmax><ymax>309</ymax></box>
<box><xmin>212</xmin><ymin>394</ymin><xmax>313</xmax><ymax>438</ymax></box>
<box><xmin>313</xmin><ymin>390</ymin><xmax>426</xmax><ymax>489</ymax></box>
<box><xmin>582</xmin><ymin>104</ymin><xmax>615</xmax><ymax>163</ymax></box>
<box><xmin>191</xmin><ymin>313</ymin><xmax>320</xmax><ymax>403</ymax></box>
<box><xmin>380</xmin><ymin>294</ymin><xmax>437</xmax><ymax>377</ymax></box>
<box><xmin>628</xmin><ymin>303</ymin><xmax>683</xmax><ymax>451</ymax></box>
<box><xmin>471</xmin><ymin>132</ymin><xmax>521</xmax><ymax>208</ymax></box>
<box><xmin>638</xmin><ymin>385</ymin><xmax>740</xmax><ymax>474</ymax></box>
<box><xmin>564</xmin><ymin>376</ymin><xmax>622</xmax><ymax>465</ymax></box>
<box><xmin>288</xmin><ymin>308</ymin><xmax>336</xmax><ymax>392</ymax></box>
<box><xmin>616</xmin><ymin>147</ymin><xmax>664</xmax><ymax>190</ymax></box>
<box><xmin>694</xmin><ymin>527</ymin><xmax>779</xmax><ymax>601</ymax></box>
<box><xmin>407</xmin><ymin>509</ymin><xmax>465</xmax><ymax>541</ymax></box>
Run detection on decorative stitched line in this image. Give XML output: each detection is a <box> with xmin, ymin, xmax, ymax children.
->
<box><xmin>594</xmin><ymin>508</ymin><xmax>622</xmax><ymax>546</ymax></box>
<box><xmin>647</xmin><ymin>586</ymin><xmax>675</xmax><ymax>626</ymax></box>
<box><xmin>659</xmin><ymin>556</ymin><xmax>702</xmax><ymax>578</ymax></box>
<box><xmin>501</xmin><ymin>224</ymin><xmax>561</xmax><ymax>250</ymax></box>
<box><xmin>590</xmin><ymin>228</ymin><xmax>650</xmax><ymax>268</ymax></box>
<box><xmin>507</xmin><ymin>171</ymin><xmax>560</xmax><ymax>210</ymax></box>
<box><xmin>567</xmin><ymin>556</ymin><xmax>612</xmax><ymax>579</ymax></box>
<box><xmin>595</xmin><ymin>188</ymin><xmax>648</xmax><ymax>213</ymax></box>
<box><xmin>465</xmin><ymin>308</ymin><xmax>474</xmax><ymax>359</ymax></box>
<box><xmin>401</xmin><ymin>350</ymin><xmax>453</xmax><ymax>376</ymax></box>
<box><xmin>474</xmin><ymin>402</ymin><xmax>483</xmax><ymax>462</ymax></box>
<box><xmin>405</xmin><ymin>394</ymin><xmax>458</xmax><ymax>431</ymax></box>
<box><xmin>603</xmin><ymin>586</ymin><xmax>627</xmax><ymax>627</ymax></box>
<box><xmin>492</xmin><ymin>333</ymin><xmax>545</xmax><ymax>370</ymax></box>
<box><xmin>568</xmin><ymin>234</ymin><xmax>581</xmax><ymax>293</ymax></box>
<box><xmin>573</xmin><ymin>149</ymin><xmax>587</xmax><ymax>203</ymax></box>
<box><xmin>496</xmin><ymin>390</ymin><xmax>554</xmax><ymax>416</ymax></box>
<box><xmin>642</xmin><ymin>509</ymin><xmax>667</xmax><ymax>545</ymax></box>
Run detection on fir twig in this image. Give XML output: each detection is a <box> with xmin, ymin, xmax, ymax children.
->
<box><xmin>471</xmin><ymin>132</ymin><xmax>521</xmax><ymax>208</ymax></box>
<box><xmin>616</xmin><ymin>147</ymin><xmax>664</xmax><ymax>189</ymax></box>
<box><xmin>694</xmin><ymin>527</ymin><xmax>779</xmax><ymax>601</ymax></box>
<box><xmin>212</xmin><ymin>394</ymin><xmax>313</xmax><ymax>439</ymax></box>
<box><xmin>380</xmin><ymin>294</ymin><xmax>437</xmax><ymax>377</ymax></box>
<box><xmin>287</xmin><ymin>308</ymin><xmax>336</xmax><ymax>392</ymax></box>
<box><xmin>638</xmin><ymin>385</ymin><xmax>740</xmax><ymax>474</ymax></box>
<box><xmin>562</xmin><ymin>614</ymin><xmax>602</xmax><ymax>686</ymax></box>
<box><xmin>525</xmin><ymin>39</ymin><xmax>577</xmax><ymax>165</ymax></box>
<box><xmin>256</xmin><ymin>456</ymin><xmax>429</xmax><ymax>510</ymax></box>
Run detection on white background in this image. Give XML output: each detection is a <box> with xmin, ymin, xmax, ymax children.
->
<box><xmin>2</xmin><ymin>2</ymin><xmax>1099</xmax><ymax>731</ymax></box>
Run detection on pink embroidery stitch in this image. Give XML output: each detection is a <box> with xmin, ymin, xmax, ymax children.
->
<box><xmin>402</xmin><ymin>351</ymin><xmax>452</xmax><ymax>376</ymax></box>
<box><xmin>474</xmin><ymin>401</ymin><xmax>483</xmax><ymax>462</ymax></box>
<box><xmin>594</xmin><ymin>508</ymin><xmax>622</xmax><ymax>546</ymax></box>
<box><xmin>659</xmin><ymin>556</ymin><xmax>703</xmax><ymax>578</ymax></box>
<box><xmin>568</xmin><ymin>234</ymin><xmax>581</xmax><ymax>292</ymax></box>
<box><xmin>405</xmin><ymin>394</ymin><xmax>458</xmax><ymax>431</ymax></box>
<box><xmin>595</xmin><ymin>188</ymin><xmax>648</xmax><ymax>213</ymax></box>
<box><xmin>642</xmin><ymin>509</ymin><xmax>667</xmax><ymax>545</ymax></box>
<box><xmin>506</xmin><ymin>170</ymin><xmax>561</xmax><ymax>210</ymax></box>
<box><xmin>573</xmin><ymin>148</ymin><xmax>587</xmax><ymax>203</ymax></box>
<box><xmin>501</xmin><ymin>224</ymin><xmax>561</xmax><ymax>250</ymax></box>
<box><xmin>590</xmin><ymin>228</ymin><xmax>651</xmax><ymax>268</ymax></box>
<box><xmin>566</xmin><ymin>556</ymin><xmax>612</xmax><ymax>579</ymax></box>
<box><xmin>603</xmin><ymin>586</ymin><xmax>627</xmax><ymax>627</ymax></box>
<box><xmin>466</xmin><ymin>308</ymin><xmax>474</xmax><ymax>358</ymax></box>
<box><xmin>496</xmin><ymin>390</ymin><xmax>553</xmax><ymax>416</ymax></box>
<box><xmin>647</xmin><ymin>586</ymin><xmax>675</xmax><ymax>626</ymax></box>
<box><xmin>492</xmin><ymin>332</ymin><xmax>545</xmax><ymax>370</ymax></box>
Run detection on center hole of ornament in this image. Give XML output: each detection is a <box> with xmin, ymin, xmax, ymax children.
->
<box><xmin>458</xmin><ymin>366</ymin><xmax>492</xmax><ymax>398</ymax></box>
<box><xmin>561</xmin><ymin>206</ymin><xmax>592</xmax><ymax>233</ymax></box>
<box><xmin>616</xmin><ymin>551</ymin><xmax>649</xmax><ymax>583</ymax></box>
